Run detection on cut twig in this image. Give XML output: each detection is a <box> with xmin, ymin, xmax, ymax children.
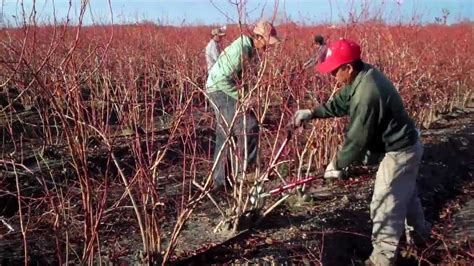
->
<box><xmin>191</xmin><ymin>180</ymin><xmax>226</xmax><ymax>219</ymax></box>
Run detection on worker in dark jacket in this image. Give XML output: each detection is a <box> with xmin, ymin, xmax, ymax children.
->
<box><xmin>293</xmin><ymin>38</ymin><xmax>430</xmax><ymax>265</ymax></box>
<box><xmin>302</xmin><ymin>34</ymin><xmax>328</xmax><ymax>69</ymax></box>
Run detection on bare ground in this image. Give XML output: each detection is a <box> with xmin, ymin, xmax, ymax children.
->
<box><xmin>0</xmin><ymin>107</ymin><xmax>472</xmax><ymax>265</ymax></box>
<box><xmin>171</xmin><ymin>107</ymin><xmax>473</xmax><ymax>265</ymax></box>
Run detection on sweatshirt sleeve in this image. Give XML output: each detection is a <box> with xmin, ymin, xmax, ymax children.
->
<box><xmin>311</xmin><ymin>86</ymin><xmax>351</xmax><ymax>118</ymax></box>
<box><xmin>335</xmin><ymin>95</ymin><xmax>379</xmax><ymax>169</ymax></box>
<box><xmin>303</xmin><ymin>56</ymin><xmax>316</xmax><ymax>69</ymax></box>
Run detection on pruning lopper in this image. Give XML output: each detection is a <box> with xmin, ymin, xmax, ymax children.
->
<box><xmin>248</xmin><ymin>124</ymin><xmax>323</xmax><ymax>209</ymax></box>
<box><xmin>250</xmin><ymin>175</ymin><xmax>322</xmax><ymax>205</ymax></box>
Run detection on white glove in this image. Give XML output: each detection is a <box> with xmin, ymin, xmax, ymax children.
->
<box><xmin>324</xmin><ymin>161</ymin><xmax>344</xmax><ymax>179</ymax></box>
<box><xmin>293</xmin><ymin>109</ymin><xmax>313</xmax><ymax>127</ymax></box>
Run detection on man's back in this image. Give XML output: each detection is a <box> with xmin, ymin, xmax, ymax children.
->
<box><xmin>316</xmin><ymin>44</ymin><xmax>328</xmax><ymax>64</ymax></box>
<box><xmin>206</xmin><ymin>35</ymin><xmax>254</xmax><ymax>99</ymax></box>
<box><xmin>303</xmin><ymin>44</ymin><xmax>328</xmax><ymax>69</ymax></box>
<box><xmin>350</xmin><ymin>64</ymin><xmax>418</xmax><ymax>153</ymax></box>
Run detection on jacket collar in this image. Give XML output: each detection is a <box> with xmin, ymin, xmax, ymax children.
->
<box><xmin>349</xmin><ymin>63</ymin><xmax>371</xmax><ymax>96</ymax></box>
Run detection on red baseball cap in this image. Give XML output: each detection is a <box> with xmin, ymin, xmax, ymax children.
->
<box><xmin>316</xmin><ymin>38</ymin><xmax>361</xmax><ymax>73</ymax></box>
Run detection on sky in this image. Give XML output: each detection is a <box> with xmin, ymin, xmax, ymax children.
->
<box><xmin>1</xmin><ymin>0</ymin><xmax>473</xmax><ymax>26</ymax></box>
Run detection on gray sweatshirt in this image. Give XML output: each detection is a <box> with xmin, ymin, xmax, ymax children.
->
<box><xmin>205</xmin><ymin>39</ymin><xmax>220</xmax><ymax>71</ymax></box>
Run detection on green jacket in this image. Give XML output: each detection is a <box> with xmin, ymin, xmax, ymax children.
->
<box><xmin>312</xmin><ymin>63</ymin><xmax>418</xmax><ymax>169</ymax></box>
<box><xmin>206</xmin><ymin>35</ymin><xmax>254</xmax><ymax>100</ymax></box>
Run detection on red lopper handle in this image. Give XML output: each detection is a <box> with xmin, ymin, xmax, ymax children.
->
<box><xmin>268</xmin><ymin>176</ymin><xmax>320</xmax><ymax>196</ymax></box>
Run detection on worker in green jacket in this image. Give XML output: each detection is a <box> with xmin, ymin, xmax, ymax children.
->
<box><xmin>293</xmin><ymin>38</ymin><xmax>430</xmax><ymax>265</ymax></box>
<box><xmin>206</xmin><ymin>21</ymin><xmax>280</xmax><ymax>190</ymax></box>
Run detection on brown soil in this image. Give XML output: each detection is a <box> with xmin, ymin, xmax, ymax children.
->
<box><xmin>1</xmin><ymin>108</ymin><xmax>472</xmax><ymax>265</ymax></box>
<box><xmin>170</xmin><ymin>107</ymin><xmax>473</xmax><ymax>265</ymax></box>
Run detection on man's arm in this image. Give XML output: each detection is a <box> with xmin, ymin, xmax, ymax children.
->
<box><xmin>303</xmin><ymin>56</ymin><xmax>316</xmax><ymax>69</ymax></box>
<box><xmin>311</xmin><ymin>86</ymin><xmax>351</xmax><ymax>118</ymax></box>
<box><xmin>335</xmin><ymin>98</ymin><xmax>378</xmax><ymax>169</ymax></box>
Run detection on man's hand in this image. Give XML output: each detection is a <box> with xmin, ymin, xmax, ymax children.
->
<box><xmin>323</xmin><ymin>161</ymin><xmax>345</xmax><ymax>179</ymax></box>
<box><xmin>293</xmin><ymin>109</ymin><xmax>313</xmax><ymax>127</ymax></box>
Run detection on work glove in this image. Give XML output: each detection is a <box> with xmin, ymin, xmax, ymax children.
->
<box><xmin>323</xmin><ymin>161</ymin><xmax>345</xmax><ymax>179</ymax></box>
<box><xmin>293</xmin><ymin>109</ymin><xmax>313</xmax><ymax>127</ymax></box>
<box><xmin>362</xmin><ymin>150</ymin><xmax>384</xmax><ymax>166</ymax></box>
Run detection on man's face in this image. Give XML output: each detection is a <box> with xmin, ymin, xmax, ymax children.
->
<box><xmin>315</xmin><ymin>43</ymin><xmax>321</xmax><ymax>49</ymax></box>
<box><xmin>254</xmin><ymin>35</ymin><xmax>267</xmax><ymax>51</ymax></box>
<box><xmin>331</xmin><ymin>64</ymin><xmax>353</xmax><ymax>85</ymax></box>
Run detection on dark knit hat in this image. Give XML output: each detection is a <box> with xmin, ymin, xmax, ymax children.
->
<box><xmin>314</xmin><ymin>34</ymin><xmax>324</xmax><ymax>45</ymax></box>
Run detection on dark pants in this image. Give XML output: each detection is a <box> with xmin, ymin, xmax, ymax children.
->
<box><xmin>207</xmin><ymin>91</ymin><xmax>259</xmax><ymax>186</ymax></box>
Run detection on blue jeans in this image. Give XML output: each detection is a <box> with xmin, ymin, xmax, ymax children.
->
<box><xmin>207</xmin><ymin>91</ymin><xmax>259</xmax><ymax>186</ymax></box>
